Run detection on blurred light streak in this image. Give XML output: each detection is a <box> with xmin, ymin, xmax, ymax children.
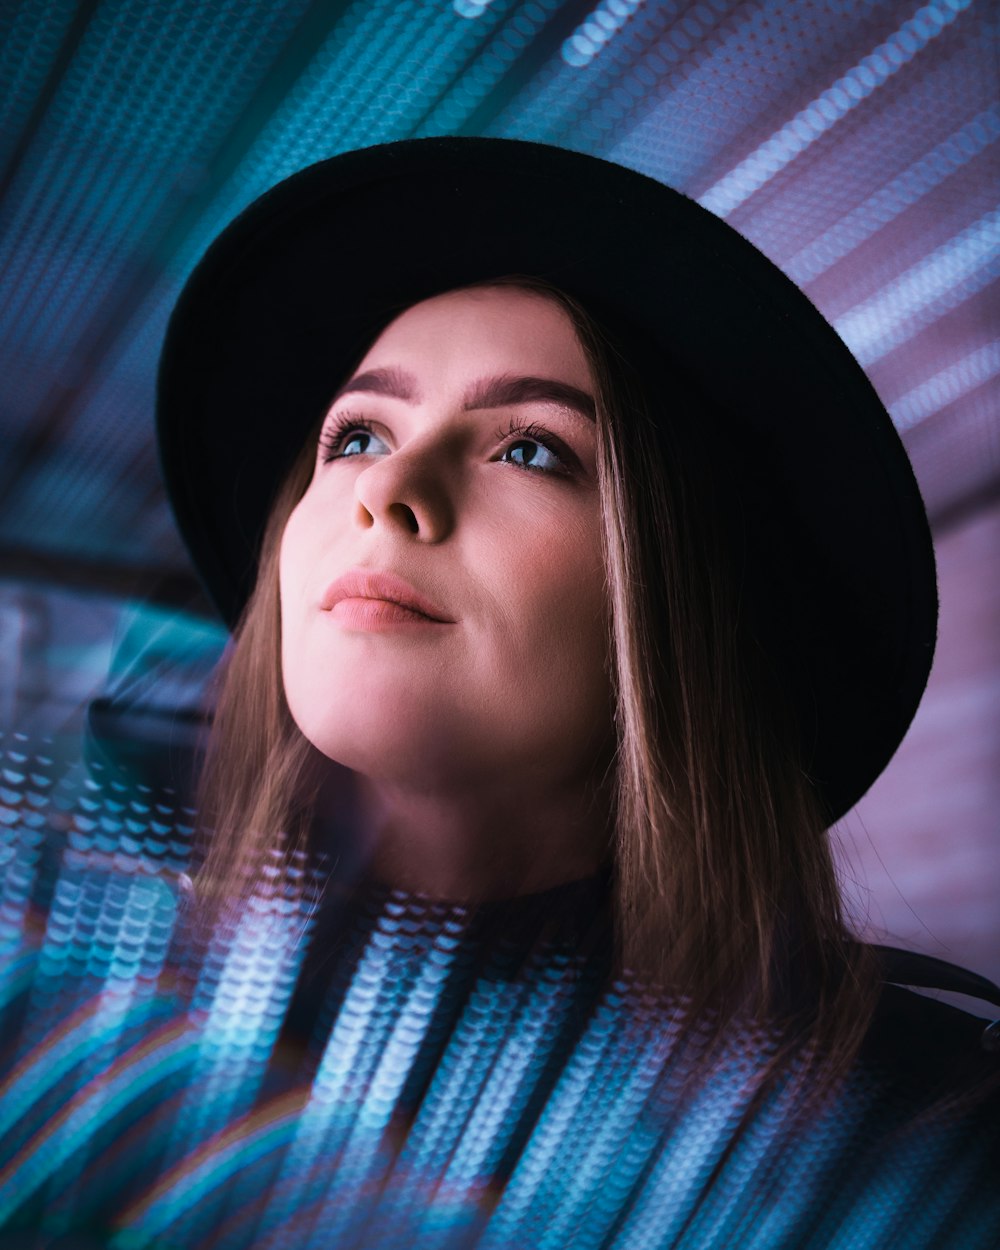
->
<box><xmin>11</xmin><ymin>0</ymin><xmax>516</xmax><ymax>560</ymax></box>
<box><xmin>597</xmin><ymin>1030</ymin><xmax>781</xmax><ymax>1249</ymax></box>
<box><xmin>0</xmin><ymin>0</ymin><xmax>78</xmax><ymax>174</ymax></box>
<box><xmin>295</xmin><ymin>935</ymin><xmax>465</xmax><ymax>1247</ymax></box>
<box><xmin>0</xmin><ymin>1016</ymin><xmax>195</xmax><ymax>1223</ymax></box>
<box><xmin>99</xmin><ymin>600</ymin><xmax>227</xmax><ymax>712</ymax></box>
<box><xmin>890</xmin><ymin>341</ymin><xmax>1000</xmax><ymax>432</ymax></box>
<box><xmin>0</xmin><ymin>951</ymin><xmax>35</xmax><ymax>1013</ymax></box>
<box><xmin>421</xmin><ymin>1</ymin><xmax>561</xmax><ymax>134</ymax></box>
<box><xmin>355</xmin><ymin>974</ymin><xmax>523</xmax><ymax>1245</ymax></box>
<box><xmin>497</xmin><ymin>1004</ymin><xmax>675</xmax><ymax>1250</ymax></box>
<box><xmin>0</xmin><ymin>0</ymin><xmax>305</xmax><ymax>360</ymax></box>
<box><xmin>0</xmin><ymin>991</ymin><xmax>173</xmax><ymax>1147</ymax></box>
<box><xmin>257</xmin><ymin>899</ymin><xmax>466</xmax><ymax>1248</ymax></box>
<box><xmin>0</xmin><ymin>745</ymin><xmax>996</xmax><ymax>1249</ymax></box>
<box><xmin>113</xmin><ymin>1095</ymin><xmax>303</xmax><ymax>1246</ymax></box>
<box><xmin>454</xmin><ymin>0</ymin><xmax>500</xmax><ymax>18</ymax></box>
<box><xmin>0</xmin><ymin>274</ymin><xmax>185</xmax><ymax>562</ymax></box>
<box><xmin>401</xmin><ymin>955</ymin><xmax>582</xmax><ymax>1246</ymax></box>
<box><xmin>562</xmin><ymin>0</ymin><xmax>646</xmax><ymax>68</ymax></box>
<box><xmin>495</xmin><ymin>0</ymin><xmax>688</xmax><ymax>149</ymax></box>
<box><xmin>822</xmin><ymin>1128</ymin><xmax>975</xmax><ymax>1248</ymax></box>
<box><xmin>833</xmin><ymin>208</ymin><xmax>999</xmax><ymax>366</ymax></box>
<box><xmin>477</xmin><ymin>987</ymin><xmax>656</xmax><ymax>1248</ymax></box>
<box><xmin>784</xmin><ymin>107</ymin><xmax>1000</xmax><ymax>286</ymax></box>
<box><xmin>698</xmin><ymin>0</ymin><xmax>973</xmax><ymax>218</ymax></box>
<box><xmin>0</xmin><ymin>756</ymin><xmax>51</xmax><ymax>947</ymax></box>
<box><xmin>148</xmin><ymin>852</ymin><xmax>319</xmax><ymax>1244</ymax></box>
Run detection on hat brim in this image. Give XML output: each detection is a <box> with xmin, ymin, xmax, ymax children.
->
<box><xmin>157</xmin><ymin>136</ymin><xmax>937</xmax><ymax>824</ymax></box>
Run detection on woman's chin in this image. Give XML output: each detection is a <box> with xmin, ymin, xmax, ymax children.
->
<box><xmin>297</xmin><ymin>716</ymin><xmax>489</xmax><ymax>792</ymax></box>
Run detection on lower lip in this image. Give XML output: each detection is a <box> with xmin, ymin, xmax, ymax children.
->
<box><xmin>328</xmin><ymin>598</ymin><xmax>451</xmax><ymax>631</ymax></box>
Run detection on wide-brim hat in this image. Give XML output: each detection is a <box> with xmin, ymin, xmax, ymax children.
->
<box><xmin>157</xmin><ymin>135</ymin><xmax>937</xmax><ymax>825</ymax></box>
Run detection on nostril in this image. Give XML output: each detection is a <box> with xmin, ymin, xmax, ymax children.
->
<box><xmin>390</xmin><ymin>502</ymin><xmax>419</xmax><ymax>534</ymax></box>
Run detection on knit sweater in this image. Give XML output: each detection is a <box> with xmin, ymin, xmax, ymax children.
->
<box><xmin>0</xmin><ymin>736</ymin><xmax>997</xmax><ymax>1249</ymax></box>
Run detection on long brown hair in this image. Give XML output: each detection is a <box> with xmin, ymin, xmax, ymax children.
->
<box><xmin>197</xmin><ymin>274</ymin><xmax>878</xmax><ymax>1078</ymax></box>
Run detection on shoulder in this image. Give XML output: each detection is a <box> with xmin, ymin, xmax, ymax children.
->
<box><xmin>863</xmin><ymin>942</ymin><xmax>999</xmax><ymax>1061</ymax></box>
<box><xmin>853</xmin><ymin>949</ymin><xmax>1000</xmax><ymax>1128</ymax></box>
<box><xmin>863</xmin><ymin>983</ymin><xmax>997</xmax><ymax>1089</ymax></box>
<box><xmin>780</xmin><ymin>971</ymin><xmax>1000</xmax><ymax>1246</ymax></box>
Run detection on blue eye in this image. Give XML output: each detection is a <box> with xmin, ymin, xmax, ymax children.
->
<box><xmin>496</xmin><ymin>419</ymin><xmax>570</xmax><ymax>476</ymax></box>
<box><xmin>320</xmin><ymin>415</ymin><xmax>389</xmax><ymax>462</ymax></box>
<box><xmin>319</xmin><ymin>413</ymin><xmax>574</xmax><ymax>477</ymax></box>
<box><xmin>501</xmin><ymin>438</ymin><xmax>563</xmax><ymax>473</ymax></box>
<box><xmin>339</xmin><ymin>430</ymin><xmax>380</xmax><ymax>457</ymax></box>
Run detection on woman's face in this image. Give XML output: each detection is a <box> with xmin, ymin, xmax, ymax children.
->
<box><xmin>279</xmin><ymin>286</ymin><xmax>612</xmax><ymax>794</ymax></box>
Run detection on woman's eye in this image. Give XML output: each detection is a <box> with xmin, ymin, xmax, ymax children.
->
<box><xmin>501</xmin><ymin>438</ymin><xmax>563</xmax><ymax>474</ymax></box>
<box><xmin>319</xmin><ymin>415</ymin><xmax>573</xmax><ymax>476</ymax></box>
<box><xmin>320</xmin><ymin>419</ymin><xmax>390</xmax><ymax>462</ymax></box>
<box><xmin>338</xmin><ymin>430</ymin><xmax>381</xmax><ymax>457</ymax></box>
<box><xmin>495</xmin><ymin>419</ymin><xmax>572</xmax><ymax>475</ymax></box>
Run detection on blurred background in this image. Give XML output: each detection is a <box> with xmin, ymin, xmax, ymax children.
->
<box><xmin>0</xmin><ymin>0</ymin><xmax>997</xmax><ymax>989</ymax></box>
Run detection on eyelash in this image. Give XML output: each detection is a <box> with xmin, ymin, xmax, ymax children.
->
<box><xmin>318</xmin><ymin>411</ymin><xmax>572</xmax><ymax>475</ymax></box>
<box><xmin>318</xmin><ymin>411</ymin><xmax>374</xmax><ymax>462</ymax></box>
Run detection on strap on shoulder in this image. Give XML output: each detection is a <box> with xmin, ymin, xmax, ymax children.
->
<box><xmin>870</xmin><ymin>943</ymin><xmax>1000</xmax><ymax>1054</ymax></box>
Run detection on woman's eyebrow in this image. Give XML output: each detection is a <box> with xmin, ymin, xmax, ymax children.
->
<box><xmin>464</xmin><ymin>374</ymin><xmax>596</xmax><ymax>422</ymax></box>
<box><xmin>332</xmin><ymin>365</ymin><xmax>419</xmax><ymax>404</ymax></box>
<box><xmin>332</xmin><ymin>367</ymin><xmax>595</xmax><ymax>423</ymax></box>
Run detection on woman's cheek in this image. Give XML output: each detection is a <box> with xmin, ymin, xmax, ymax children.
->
<box><xmin>278</xmin><ymin>499</ymin><xmax>324</xmax><ymax>707</ymax></box>
<box><xmin>518</xmin><ymin>513</ymin><xmax>609</xmax><ymax>695</ymax></box>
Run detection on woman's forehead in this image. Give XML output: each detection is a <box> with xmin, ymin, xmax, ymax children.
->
<box><xmin>350</xmin><ymin>285</ymin><xmax>593</xmax><ymax>393</ymax></box>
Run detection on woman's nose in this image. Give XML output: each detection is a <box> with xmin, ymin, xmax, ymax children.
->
<box><xmin>352</xmin><ymin>441</ymin><xmax>455</xmax><ymax>542</ymax></box>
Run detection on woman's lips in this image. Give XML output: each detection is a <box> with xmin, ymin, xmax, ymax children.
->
<box><xmin>321</xmin><ymin>568</ymin><xmax>455</xmax><ymax>627</ymax></box>
<box><xmin>330</xmin><ymin>598</ymin><xmax>447</xmax><ymax>630</ymax></box>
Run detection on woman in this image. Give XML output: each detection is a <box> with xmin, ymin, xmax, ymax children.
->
<box><xmin>3</xmin><ymin>136</ymin><xmax>998</xmax><ymax>1247</ymax></box>
<box><xmin>196</xmin><ymin>271</ymin><xmax>866</xmax><ymax>1050</ymax></box>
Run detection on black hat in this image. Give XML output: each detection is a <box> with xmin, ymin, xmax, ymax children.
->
<box><xmin>156</xmin><ymin>135</ymin><xmax>937</xmax><ymax>824</ymax></box>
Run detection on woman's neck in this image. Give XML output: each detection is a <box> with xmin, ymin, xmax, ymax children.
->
<box><xmin>343</xmin><ymin>766</ymin><xmax>614</xmax><ymax>903</ymax></box>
